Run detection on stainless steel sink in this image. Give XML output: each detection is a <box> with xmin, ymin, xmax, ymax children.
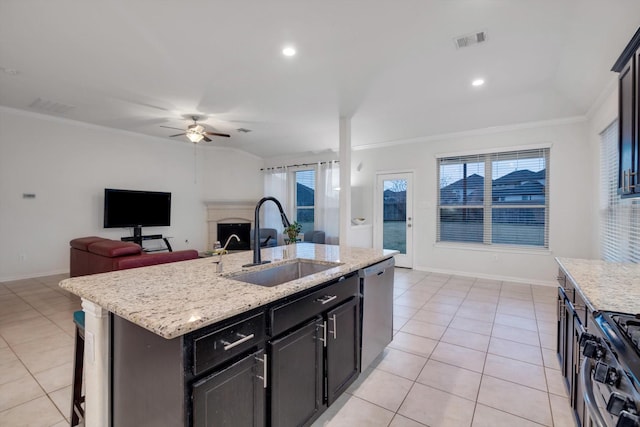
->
<box><xmin>226</xmin><ymin>259</ymin><xmax>343</xmax><ymax>287</ymax></box>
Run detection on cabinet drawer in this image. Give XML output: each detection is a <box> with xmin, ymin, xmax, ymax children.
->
<box><xmin>193</xmin><ymin>312</ymin><xmax>265</xmax><ymax>375</ymax></box>
<box><xmin>270</xmin><ymin>274</ymin><xmax>358</xmax><ymax>337</ymax></box>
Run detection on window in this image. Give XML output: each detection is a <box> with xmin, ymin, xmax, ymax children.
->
<box><xmin>294</xmin><ymin>169</ymin><xmax>315</xmax><ymax>235</ymax></box>
<box><xmin>437</xmin><ymin>148</ymin><xmax>549</xmax><ymax>248</ymax></box>
<box><xmin>600</xmin><ymin>121</ymin><xmax>640</xmax><ymax>262</ymax></box>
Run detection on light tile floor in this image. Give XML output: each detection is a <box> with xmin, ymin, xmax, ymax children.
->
<box><xmin>0</xmin><ymin>269</ymin><xmax>576</xmax><ymax>427</ymax></box>
<box><xmin>312</xmin><ymin>268</ymin><xmax>577</xmax><ymax>427</ymax></box>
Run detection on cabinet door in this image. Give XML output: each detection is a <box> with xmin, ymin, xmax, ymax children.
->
<box><xmin>563</xmin><ymin>301</ymin><xmax>575</xmax><ymax>393</ymax></box>
<box><xmin>619</xmin><ymin>54</ymin><xmax>637</xmax><ymax>194</ymax></box>
<box><xmin>269</xmin><ymin>317</ymin><xmax>323</xmax><ymax>427</ymax></box>
<box><xmin>557</xmin><ymin>287</ymin><xmax>569</xmax><ymax>383</ymax></box>
<box><xmin>325</xmin><ymin>296</ymin><xmax>360</xmax><ymax>405</ymax></box>
<box><xmin>572</xmin><ymin>315</ymin><xmax>586</xmax><ymax>425</ymax></box>
<box><xmin>192</xmin><ymin>349</ymin><xmax>265</xmax><ymax>427</ymax></box>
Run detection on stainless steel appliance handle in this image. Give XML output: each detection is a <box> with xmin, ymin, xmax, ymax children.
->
<box><xmin>580</xmin><ymin>357</ymin><xmax>608</xmax><ymax>427</ymax></box>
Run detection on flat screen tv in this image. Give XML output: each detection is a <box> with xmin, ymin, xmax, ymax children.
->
<box><xmin>104</xmin><ymin>188</ymin><xmax>171</xmax><ymax>229</ymax></box>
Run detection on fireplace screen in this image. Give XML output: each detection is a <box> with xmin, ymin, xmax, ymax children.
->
<box><xmin>217</xmin><ymin>223</ymin><xmax>251</xmax><ymax>250</ymax></box>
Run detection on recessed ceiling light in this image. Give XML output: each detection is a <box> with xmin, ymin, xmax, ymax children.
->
<box><xmin>282</xmin><ymin>46</ymin><xmax>296</xmax><ymax>57</ymax></box>
<box><xmin>472</xmin><ymin>78</ymin><xmax>485</xmax><ymax>87</ymax></box>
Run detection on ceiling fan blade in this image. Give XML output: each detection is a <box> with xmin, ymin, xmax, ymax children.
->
<box><xmin>204</xmin><ymin>132</ymin><xmax>231</xmax><ymax>138</ymax></box>
<box><xmin>202</xmin><ymin>135</ymin><xmax>212</xmax><ymax>142</ymax></box>
<box><xmin>169</xmin><ymin>133</ymin><xmax>186</xmax><ymax>137</ymax></box>
<box><xmin>160</xmin><ymin>125</ymin><xmax>186</xmax><ymax>131</ymax></box>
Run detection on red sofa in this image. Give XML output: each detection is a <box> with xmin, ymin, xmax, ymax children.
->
<box><xmin>70</xmin><ymin>236</ymin><xmax>199</xmax><ymax>277</ymax></box>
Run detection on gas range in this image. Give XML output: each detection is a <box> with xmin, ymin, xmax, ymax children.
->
<box><xmin>579</xmin><ymin>311</ymin><xmax>640</xmax><ymax>427</ymax></box>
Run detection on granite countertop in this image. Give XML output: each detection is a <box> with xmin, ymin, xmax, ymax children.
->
<box><xmin>556</xmin><ymin>257</ymin><xmax>640</xmax><ymax>314</ymax></box>
<box><xmin>60</xmin><ymin>243</ymin><xmax>396</xmax><ymax>339</ymax></box>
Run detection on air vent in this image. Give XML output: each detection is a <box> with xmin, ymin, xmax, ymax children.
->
<box><xmin>237</xmin><ymin>128</ymin><xmax>252</xmax><ymax>133</ymax></box>
<box><xmin>28</xmin><ymin>97</ymin><xmax>75</xmax><ymax>115</ymax></box>
<box><xmin>454</xmin><ymin>31</ymin><xmax>487</xmax><ymax>49</ymax></box>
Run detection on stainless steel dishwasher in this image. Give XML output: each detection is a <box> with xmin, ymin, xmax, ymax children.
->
<box><xmin>359</xmin><ymin>257</ymin><xmax>395</xmax><ymax>371</ymax></box>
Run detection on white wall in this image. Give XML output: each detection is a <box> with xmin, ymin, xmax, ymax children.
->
<box><xmin>586</xmin><ymin>80</ymin><xmax>618</xmax><ymax>259</ymax></box>
<box><xmin>351</xmin><ymin>120</ymin><xmax>596</xmax><ymax>285</ymax></box>
<box><xmin>0</xmin><ymin>107</ymin><xmax>263</xmax><ymax>281</ymax></box>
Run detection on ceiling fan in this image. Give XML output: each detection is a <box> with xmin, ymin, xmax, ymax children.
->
<box><xmin>161</xmin><ymin>116</ymin><xmax>230</xmax><ymax>143</ymax></box>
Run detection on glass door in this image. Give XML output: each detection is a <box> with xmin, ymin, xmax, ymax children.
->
<box><xmin>375</xmin><ymin>172</ymin><xmax>413</xmax><ymax>268</ymax></box>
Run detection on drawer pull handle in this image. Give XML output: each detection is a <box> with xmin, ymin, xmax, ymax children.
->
<box><xmin>316</xmin><ymin>295</ymin><xmax>337</xmax><ymax>305</ymax></box>
<box><xmin>222</xmin><ymin>333</ymin><xmax>255</xmax><ymax>351</ymax></box>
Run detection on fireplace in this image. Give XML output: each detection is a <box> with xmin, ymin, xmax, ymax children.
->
<box><xmin>217</xmin><ymin>223</ymin><xmax>251</xmax><ymax>250</ymax></box>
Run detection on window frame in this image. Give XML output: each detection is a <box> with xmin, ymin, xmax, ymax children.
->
<box><xmin>436</xmin><ymin>147</ymin><xmax>550</xmax><ymax>249</ymax></box>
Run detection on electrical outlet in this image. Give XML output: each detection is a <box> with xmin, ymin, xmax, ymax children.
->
<box><xmin>18</xmin><ymin>253</ymin><xmax>27</xmax><ymax>262</ymax></box>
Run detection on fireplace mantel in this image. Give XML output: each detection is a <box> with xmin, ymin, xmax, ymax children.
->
<box><xmin>204</xmin><ymin>201</ymin><xmax>255</xmax><ymax>250</ymax></box>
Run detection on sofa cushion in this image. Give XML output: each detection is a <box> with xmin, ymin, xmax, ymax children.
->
<box><xmin>88</xmin><ymin>240</ymin><xmax>142</xmax><ymax>257</ymax></box>
<box><xmin>115</xmin><ymin>250</ymin><xmax>199</xmax><ymax>270</ymax></box>
<box><xmin>70</xmin><ymin>236</ymin><xmax>107</xmax><ymax>251</ymax></box>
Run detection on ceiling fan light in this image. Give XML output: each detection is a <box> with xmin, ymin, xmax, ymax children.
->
<box><xmin>187</xmin><ymin>131</ymin><xmax>204</xmax><ymax>143</ymax></box>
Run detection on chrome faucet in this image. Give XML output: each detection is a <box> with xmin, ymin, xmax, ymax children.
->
<box><xmin>214</xmin><ymin>234</ymin><xmax>240</xmax><ymax>273</ymax></box>
<box><xmin>243</xmin><ymin>197</ymin><xmax>291</xmax><ymax>267</ymax></box>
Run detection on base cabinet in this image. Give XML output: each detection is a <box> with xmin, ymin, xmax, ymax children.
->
<box><xmin>268</xmin><ymin>274</ymin><xmax>361</xmax><ymax>427</ymax></box>
<box><xmin>269</xmin><ymin>318</ymin><xmax>324</xmax><ymax>427</ymax></box>
<box><xmin>556</xmin><ymin>267</ymin><xmax>590</xmax><ymax>427</ymax></box>
<box><xmin>192</xmin><ymin>349</ymin><xmax>266</xmax><ymax>427</ymax></box>
<box><xmin>326</xmin><ymin>297</ymin><xmax>360</xmax><ymax>405</ymax></box>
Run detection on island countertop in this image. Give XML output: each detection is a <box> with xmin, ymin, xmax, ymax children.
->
<box><xmin>60</xmin><ymin>243</ymin><xmax>396</xmax><ymax>339</ymax></box>
<box><xmin>556</xmin><ymin>257</ymin><xmax>640</xmax><ymax>314</ymax></box>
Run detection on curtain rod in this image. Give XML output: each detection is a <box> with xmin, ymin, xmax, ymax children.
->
<box><xmin>260</xmin><ymin>160</ymin><xmax>339</xmax><ymax>171</ymax></box>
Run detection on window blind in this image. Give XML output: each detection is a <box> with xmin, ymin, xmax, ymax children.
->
<box><xmin>437</xmin><ymin>148</ymin><xmax>549</xmax><ymax>248</ymax></box>
<box><xmin>600</xmin><ymin>121</ymin><xmax>640</xmax><ymax>262</ymax></box>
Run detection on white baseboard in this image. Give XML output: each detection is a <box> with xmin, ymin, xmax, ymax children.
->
<box><xmin>0</xmin><ymin>269</ymin><xmax>69</xmax><ymax>283</ymax></box>
<box><xmin>412</xmin><ymin>265</ymin><xmax>557</xmax><ymax>287</ymax></box>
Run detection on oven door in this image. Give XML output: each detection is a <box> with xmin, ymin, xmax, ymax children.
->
<box><xmin>580</xmin><ymin>356</ymin><xmax>614</xmax><ymax>427</ymax></box>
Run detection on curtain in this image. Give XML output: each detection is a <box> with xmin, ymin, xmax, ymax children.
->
<box><xmin>316</xmin><ymin>161</ymin><xmax>340</xmax><ymax>244</ymax></box>
<box><xmin>263</xmin><ymin>168</ymin><xmax>289</xmax><ymax>244</ymax></box>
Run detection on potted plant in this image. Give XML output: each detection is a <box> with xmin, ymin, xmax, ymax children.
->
<box><xmin>284</xmin><ymin>221</ymin><xmax>302</xmax><ymax>244</ymax></box>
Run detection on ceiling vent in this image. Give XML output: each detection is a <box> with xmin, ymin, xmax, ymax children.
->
<box><xmin>28</xmin><ymin>97</ymin><xmax>75</xmax><ymax>115</ymax></box>
<box><xmin>454</xmin><ymin>31</ymin><xmax>487</xmax><ymax>49</ymax></box>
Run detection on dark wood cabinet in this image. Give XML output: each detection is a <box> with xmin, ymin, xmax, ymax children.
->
<box><xmin>557</xmin><ymin>286</ymin><xmax>571</xmax><ymax>383</ymax></box>
<box><xmin>556</xmin><ymin>267</ymin><xmax>591</xmax><ymax>427</ymax></box>
<box><xmin>618</xmin><ymin>54</ymin><xmax>637</xmax><ymax>195</ymax></box>
<box><xmin>192</xmin><ymin>349</ymin><xmax>266</xmax><ymax>427</ymax></box>
<box><xmin>613</xmin><ymin>28</ymin><xmax>640</xmax><ymax>196</ymax></box>
<box><xmin>269</xmin><ymin>318</ymin><xmax>324</xmax><ymax>427</ymax></box>
<box><xmin>268</xmin><ymin>273</ymin><xmax>360</xmax><ymax>427</ymax></box>
<box><xmin>325</xmin><ymin>297</ymin><xmax>360</xmax><ymax>405</ymax></box>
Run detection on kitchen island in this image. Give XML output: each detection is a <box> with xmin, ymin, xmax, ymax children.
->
<box><xmin>60</xmin><ymin>243</ymin><xmax>396</xmax><ymax>427</ymax></box>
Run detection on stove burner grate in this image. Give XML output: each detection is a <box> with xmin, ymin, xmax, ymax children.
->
<box><xmin>612</xmin><ymin>314</ymin><xmax>640</xmax><ymax>354</ymax></box>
